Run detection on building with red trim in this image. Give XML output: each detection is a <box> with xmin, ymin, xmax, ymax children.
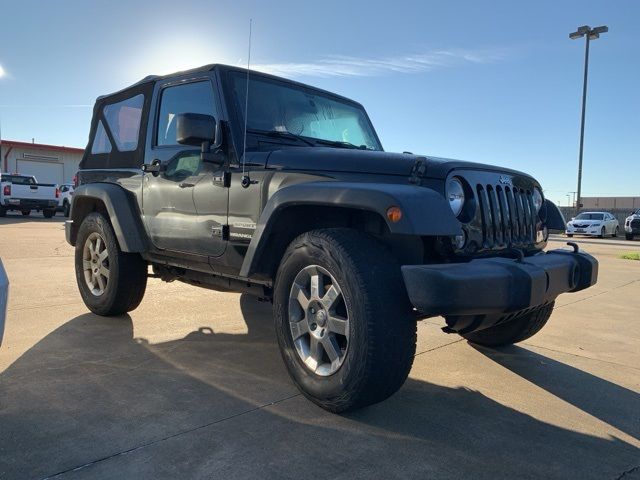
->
<box><xmin>0</xmin><ymin>140</ymin><xmax>84</xmax><ymax>185</ymax></box>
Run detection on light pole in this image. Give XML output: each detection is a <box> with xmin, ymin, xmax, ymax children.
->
<box><xmin>569</xmin><ymin>25</ymin><xmax>608</xmax><ymax>211</ymax></box>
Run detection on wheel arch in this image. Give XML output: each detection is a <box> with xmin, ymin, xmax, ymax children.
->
<box><xmin>240</xmin><ymin>181</ymin><xmax>461</xmax><ymax>279</ymax></box>
<box><xmin>68</xmin><ymin>183</ymin><xmax>147</xmax><ymax>252</ymax></box>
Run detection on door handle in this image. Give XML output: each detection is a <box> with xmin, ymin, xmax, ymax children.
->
<box><xmin>179</xmin><ymin>182</ymin><xmax>195</xmax><ymax>188</ymax></box>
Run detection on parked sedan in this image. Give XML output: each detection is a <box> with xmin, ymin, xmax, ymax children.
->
<box><xmin>566</xmin><ymin>212</ymin><xmax>619</xmax><ymax>238</ymax></box>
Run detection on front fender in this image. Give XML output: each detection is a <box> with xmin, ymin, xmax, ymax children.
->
<box><xmin>239</xmin><ymin>182</ymin><xmax>461</xmax><ymax>278</ymax></box>
<box><xmin>68</xmin><ymin>183</ymin><xmax>147</xmax><ymax>252</ymax></box>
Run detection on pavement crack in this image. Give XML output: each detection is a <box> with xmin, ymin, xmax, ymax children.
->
<box><xmin>414</xmin><ymin>338</ymin><xmax>464</xmax><ymax>357</ymax></box>
<box><xmin>40</xmin><ymin>392</ymin><xmax>301</xmax><ymax>479</ymax></box>
<box><xmin>614</xmin><ymin>464</ymin><xmax>640</xmax><ymax>480</ymax></box>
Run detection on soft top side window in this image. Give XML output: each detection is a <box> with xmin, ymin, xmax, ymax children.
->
<box><xmin>91</xmin><ymin>120</ymin><xmax>112</xmax><ymax>154</ymax></box>
<box><xmin>103</xmin><ymin>94</ymin><xmax>144</xmax><ymax>152</ymax></box>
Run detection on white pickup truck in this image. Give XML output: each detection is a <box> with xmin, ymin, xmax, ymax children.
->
<box><xmin>0</xmin><ymin>173</ymin><xmax>59</xmax><ymax>218</ymax></box>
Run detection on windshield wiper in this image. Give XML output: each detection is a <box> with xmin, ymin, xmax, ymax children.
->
<box><xmin>247</xmin><ymin>128</ymin><xmax>316</xmax><ymax>147</ymax></box>
<box><xmin>311</xmin><ymin>138</ymin><xmax>370</xmax><ymax>150</ymax></box>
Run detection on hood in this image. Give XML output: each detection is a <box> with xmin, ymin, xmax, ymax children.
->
<box><xmin>264</xmin><ymin>147</ymin><xmax>532</xmax><ymax>180</ymax></box>
<box><xmin>570</xmin><ymin>219</ymin><xmax>603</xmax><ymax>225</ymax></box>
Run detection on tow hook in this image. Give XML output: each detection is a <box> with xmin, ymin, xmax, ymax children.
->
<box><xmin>566</xmin><ymin>242</ymin><xmax>580</xmax><ymax>253</ymax></box>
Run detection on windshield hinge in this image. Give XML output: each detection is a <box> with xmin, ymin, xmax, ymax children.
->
<box><xmin>409</xmin><ymin>157</ymin><xmax>427</xmax><ymax>184</ymax></box>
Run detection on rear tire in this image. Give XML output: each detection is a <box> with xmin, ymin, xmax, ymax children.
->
<box><xmin>75</xmin><ymin>212</ymin><xmax>147</xmax><ymax>316</ymax></box>
<box><xmin>613</xmin><ymin>226</ymin><xmax>619</xmax><ymax>237</ymax></box>
<box><xmin>461</xmin><ymin>302</ymin><xmax>554</xmax><ymax>347</ymax></box>
<box><xmin>273</xmin><ymin>228</ymin><xmax>416</xmax><ymax>413</ymax></box>
<box><xmin>21</xmin><ymin>210</ymin><xmax>31</xmax><ymax>216</ymax></box>
<box><xmin>600</xmin><ymin>227</ymin><xmax>605</xmax><ymax>238</ymax></box>
<box><xmin>43</xmin><ymin>209</ymin><xmax>55</xmax><ymax>219</ymax></box>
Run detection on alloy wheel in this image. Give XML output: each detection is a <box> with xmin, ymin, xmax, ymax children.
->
<box><xmin>288</xmin><ymin>265</ymin><xmax>349</xmax><ymax>376</ymax></box>
<box><xmin>82</xmin><ymin>232</ymin><xmax>110</xmax><ymax>296</ymax></box>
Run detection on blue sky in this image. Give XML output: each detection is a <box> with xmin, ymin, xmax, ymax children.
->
<box><xmin>0</xmin><ymin>0</ymin><xmax>638</xmax><ymax>202</ymax></box>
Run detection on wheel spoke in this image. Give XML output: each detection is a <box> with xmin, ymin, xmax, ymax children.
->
<box><xmin>321</xmin><ymin>285</ymin><xmax>341</xmax><ymax>310</ymax></box>
<box><xmin>83</xmin><ymin>260</ymin><xmax>92</xmax><ymax>271</ymax></box>
<box><xmin>99</xmin><ymin>266</ymin><xmax>110</xmax><ymax>279</ymax></box>
<box><xmin>95</xmin><ymin>236</ymin><xmax>102</xmax><ymax>253</ymax></box>
<box><xmin>98</xmin><ymin>249</ymin><xmax>109</xmax><ymax>262</ymax></box>
<box><xmin>309</xmin><ymin>336</ymin><xmax>321</xmax><ymax>362</ymax></box>
<box><xmin>88</xmin><ymin>242</ymin><xmax>96</xmax><ymax>257</ymax></box>
<box><xmin>292</xmin><ymin>283</ymin><xmax>310</xmax><ymax>310</ymax></box>
<box><xmin>327</xmin><ymin>315</ymin><xmax>348</xmax><ymax>337</ymax></box>
<box><xmin>290</xmin><ymin>318</ymin><xmax>309</xmax><ymax>340</ymax></box>
<box><xmin>321</xmin><ymin>334</ymin><xmax>341</xmax><ymax>363</ymax></box>
<box><xmin>96</xmin><ymin>274</ymin><xmax>105</xmax><ymax>292</ymax></box>
<box><xmin>310</xmin><ymin>273</ymin><xmax>321</xmax><ymax>299</ymax></box>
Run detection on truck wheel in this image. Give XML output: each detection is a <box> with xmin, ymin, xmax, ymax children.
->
<box><xmin>0</xmin><ymin>208</ymin><xmax>6</xmax><ymax>217</ymax></box>
<box><xmin>626</xmin><ymin>233</ymin><xmax>634</xmax><ymax>241</ymax></box>
<box><xmin>461</xmin><ymin>302</ymin><xmax>555</xmax><ymax>347</ymax></box>
<box><xmin>566</xmin><ymin>234</ymin><xmax>573</xmax><ymax>238</ymax></box>
<box><xmin>21</xmin><ymin>210</ymin><xmax>31</xmax><ymax>216</ymax></box>
<box><xmin>43</xmin><ymin>209</ymin><xmax>55</xmax><ymax>219</ymax></box>
<box><xmin>273</xmin><ymin>228</ymin><xmax>417</xmax><ymax>413</ymax></box>
<box><xmin>63</xmin><ymin>201</ymin><xmax>70</xmax><ymax>217</ymax></box>
<box><xmin>75</xmin><ymin>212</ymin><xmax>147</xmax><ymax>316</ymax></box>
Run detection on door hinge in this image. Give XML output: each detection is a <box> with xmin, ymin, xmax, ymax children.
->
<box><xmin>213</xmin><ymin>171</ymin><xmax>231</xmax><ymax>188</ymax></box>
<box><xmin>211</xmin><ymin>224</ymin><xmax>230</xmax><ymax>240</ymax></box>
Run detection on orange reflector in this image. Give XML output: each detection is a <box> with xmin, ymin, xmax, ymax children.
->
<box><xmin>386</xmin><ymin>206</ymin><xmax>403</xmax><ymax>223</ymax></box>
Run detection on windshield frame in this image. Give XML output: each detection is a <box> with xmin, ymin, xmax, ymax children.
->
<box><xmin>220</xmin><ymin>67</ymin><xmax>383</xmax><ymax>153</ymax></box>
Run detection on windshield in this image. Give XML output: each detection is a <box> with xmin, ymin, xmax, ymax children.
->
<box><xmin>229</xmin><ymin>72</ymin><xmax>382</xmax><ymax>151</ymax></box>
<box><xmin>575</xmin><ymin>213</ymin><xmax>604</xmax><ymax>220</ymax></box>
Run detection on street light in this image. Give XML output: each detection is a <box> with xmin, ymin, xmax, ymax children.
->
<box><xmin>569</xmin><ymin>25</ymin><xmax>608</xmax><ymax>211</ymax></box>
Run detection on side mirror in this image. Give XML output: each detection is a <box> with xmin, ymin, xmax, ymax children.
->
<box><xmin>176</xmin><ymin>113</ymin><xmax>217</xmax><ymax>146</ymax></box>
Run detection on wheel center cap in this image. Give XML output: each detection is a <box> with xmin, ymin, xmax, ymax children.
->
<box><xmin>315</xmin><ymin>309</ymin><xmax>327</xmax><ymax>327</ymax></box>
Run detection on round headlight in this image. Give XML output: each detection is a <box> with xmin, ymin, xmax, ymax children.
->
<box><xmin>447</xmin><ymin>178</ymin><xmax>465</xmax><ymax>217</ymax></box>
<box><xmin>533</xmin><ymin>187</ymin><xmax>543</xmax><ymax>212</ymax></box>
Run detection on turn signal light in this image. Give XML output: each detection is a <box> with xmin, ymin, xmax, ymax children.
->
<box><xmin>386</xmin><ymin>206</ymin><xmax>403</xmax><ymax>223</ymax></box>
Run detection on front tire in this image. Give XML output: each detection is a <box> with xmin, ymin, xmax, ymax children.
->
<box><xmin>600</xmin><ymin>227</ymin><xmax>606</xmax><ymax>238</ymax></box>
<box><xmin>613</xmin><ymin>226</ymin><xmax>619</xmax><ymax>237</ymax></box>
<box><xmin>626</xmin><ymin>233</ymin><xmax>634</xmax><ymax>241</ymax></box>
<box><xmin>75</xmin><ymin>212</ymin><xmax>147</xmax><ymax>316</ymax></box>
<box><xmin>566</xmin><ymin>233</ymin><xmax>573</xmax><ymax>238</ymax></box>
<box><xmin>461</xmin><ymin>302</ymin><xmax>554</xmax><ymax>347</ymax></box>
<box><xmin>273</xmin><ymin>229</ymin><xmax>416</xmax><ymax>413</ymax></box>
<box><xmin>63</xmin><ymin>201</ymin><xmax>70</xmax><ymax>217</ymax></box>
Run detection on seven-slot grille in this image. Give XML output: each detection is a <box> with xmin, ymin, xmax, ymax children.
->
<box><xmin>476</xmin><ymin>184</ymin><xmax>537</xmax><ymax>248</ymax></box>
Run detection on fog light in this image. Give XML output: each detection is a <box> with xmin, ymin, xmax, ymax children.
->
<box><xmin>453</xmin><ymin>230</ymin><xmax>466</xmax><ymax>249</ymax></box>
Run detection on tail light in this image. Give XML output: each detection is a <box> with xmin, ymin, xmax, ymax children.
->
<box><xmin>73</xmin><ymin>173</ymin><xmax>78</xmax><ymax>188</ymax></box>
<box><xmin>55</xmin><ymin>187</ymin><xmax>60</xmax><ymax>198</ymax></box>
<box><xmin>3</xmin><ymin>185</ymin><xmax>10</xmax><ymax>196</ymax></box>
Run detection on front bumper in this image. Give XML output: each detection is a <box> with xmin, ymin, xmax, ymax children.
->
<box><xmin>566</xmin><ymin>226</ymin><xmax>602</xmax><ymax>236</ymax></box>
<box><xmin>401</xmin><ymin>247</ymin><xmax>598</xmax><ymax>319</ymax></box>
<box><xmin>0</xmin><ymin>259</ymin><xmax>8</xmax><ymax>346</ymax></box>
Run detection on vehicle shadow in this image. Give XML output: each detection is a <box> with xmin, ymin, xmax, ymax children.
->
<box><xmin>0</xmin><ymin>295</ymin><xmax>637</xmax><ymax>479</ymax></box>
<box><xmin>469</xmin><ymin>344</ymin><xmax>640</xmax><ymax>440</ymax></box>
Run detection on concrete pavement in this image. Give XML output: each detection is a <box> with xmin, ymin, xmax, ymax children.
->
<box><xmin>0</xmin><ymin>213</ymin><xmax>638</xmax><ymax>479</ymax></box>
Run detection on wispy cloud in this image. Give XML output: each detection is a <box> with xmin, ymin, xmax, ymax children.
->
<box><xmin>252</xmin><ymin>48</ymin><xmax>510</xmax><ymax>78</ymax></box>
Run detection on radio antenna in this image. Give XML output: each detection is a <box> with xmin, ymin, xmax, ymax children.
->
<box><xmin>241</xmin><ymin>19</ymin><xmax>252</xmax><ymax>188</ymax></box>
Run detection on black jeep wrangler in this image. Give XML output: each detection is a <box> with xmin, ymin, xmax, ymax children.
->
<box><xmin>66</xmin><ymin>64</ymin><xmax>598</xmax><ymax>412</ymax></box>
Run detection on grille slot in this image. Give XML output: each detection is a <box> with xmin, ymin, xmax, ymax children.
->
<box><xmin>477</xmin><ymin>183</ymin><xmax>537</xmax><ymax>248</ymax></box>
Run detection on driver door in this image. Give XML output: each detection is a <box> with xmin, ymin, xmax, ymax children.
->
<box><xmin>142</xmin><ymin>77</ymin><xmax>227</xmax><ymax>257</ymax></box>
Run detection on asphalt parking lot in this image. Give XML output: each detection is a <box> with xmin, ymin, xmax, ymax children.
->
<box><xmin>0</xmin><ymin>213</ymin><xmax>638</xmax><ymax>479</ymax></box>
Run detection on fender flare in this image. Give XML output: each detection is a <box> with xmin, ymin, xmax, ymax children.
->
<box><xmin>239</xmin><ymin>181</ymin><xmax>462</xmax><ymax>277</ymax></box>
<box><xmin>69</xmin><ymin>183</ymin><xmax>147</xmax><ymax>252</ymax></box>
<box><xmin>543</xmin><ymin>199</ymin><xmax>566</xmax><ymax>231</ymax></box>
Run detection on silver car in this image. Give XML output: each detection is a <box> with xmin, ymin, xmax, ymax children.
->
<box><xmin>566</xmin><ymin>211</ymin><xmax>619</xmax><ymax>238</ymax></box>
